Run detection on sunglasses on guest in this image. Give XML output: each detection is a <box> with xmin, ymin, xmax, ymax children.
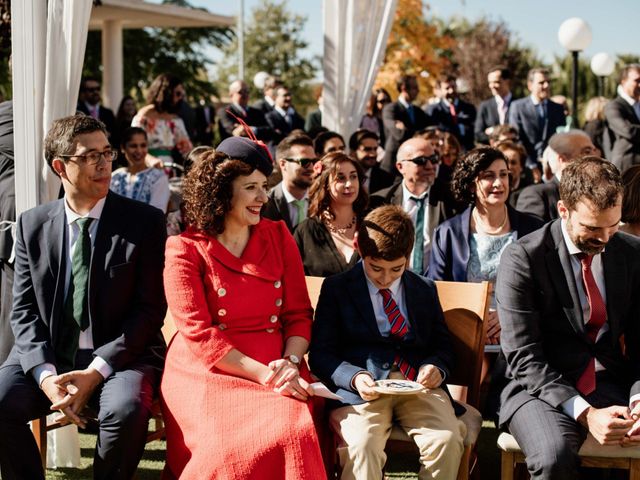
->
<box><xmin>402</xmin><ymin>154</ymin><xmax>440</xmax><ymax>166</ymax></box>
<box><xmin>284</xmin><ymin>157</ymin><xmax>316</xmax><ymax>168</ymax></box>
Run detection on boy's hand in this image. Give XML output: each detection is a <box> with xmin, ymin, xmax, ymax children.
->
<box><xmin>353</xmin><ymin>373</ymin><xmax>380</xmax><ymax>401</ymax></box>
<box><xmin>417</xmin><ymin>364</ymin><xmax>443</xmax><ymax>389</ymax></box>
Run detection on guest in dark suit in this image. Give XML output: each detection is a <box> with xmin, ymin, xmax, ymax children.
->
<box><xmin>425</xmin><ymin>73</ymin><xmax>477</xmax><ymax>152</ymax></box>
<box><xmin>262</xmin><ymin>132</ymin><xmax>316</xmax><ymax>232</ymax></box>
<box><xmin>0</xmin><ymin>100</ymin><xmax>14</xmax><ymax>365</ymax></box>
<box><xmin>381</xmin><ymin>75</ymin><xmax>431</xmax><ymax>175</ymax></box>
<box><xmin>0</xmin><ymin>115</ymin><xmax>167</xmax><ymax>480</ymax></box>
<box><xmin>217</xmin><ymin>80</ymin><xmax>272</xmax><ymax>143</ymax></box>
<box><xmin>605</xmin><ymin>64</ymin><xmax>640</xmax><ymax>172</ymax></box>
<box><xmin>305</xmin><ymin>86</ymin><xmax>323</xmax><ymax>135</ymax></box>
<box><xmin>76</xmin><ymin>77</ymin><xmax>116</xmax><ymax>142</ymax></box>
<box><xmin>265</xmin><ymin>86</ymin><xmax>305</xmax><ymax>146</ymax></box>
<box><xmin>475</xmin><ymin>66</ymin><xmax>515</xmax><ymax>145</ymax></box>
<box><xmin>516</xmin><ymin>131</ymin><xmax>598</xmax><ymax>222</ymax></box>
<box><xmin>294</xmin><ymin>153</ymin><xmax>368</xmax><ymax>277</ymax></box>
<box><xmin>309</xmin><ymin>205</ymin><xmax>465</xmax><ymax>479</ymax></box>
<box><xmin>370</xmin><ymin>138</ymin><xmax>449</xmax><ymax>275</ymax></box>
<box><xmin>194</xmin><ymin>99</ymin><xmax>216</xmax><ymax>146</ymax></box>
<box><xmin>251</xmin><ymin>75</ymin><xmax>282</xmax><ymax>115</ymax></box>
<box><xmin>508</xmin><ymin>68</ymin><xmax>566</xmax><ymax>169</ymax></box>
<box><xmin>348</xmin><ymin>129</ymin><xmax>393</xmax><ymax>194</ymax></box>
<box><xmin>495</xmin><ymin>140</ymin><xmax>534</xmax><ymax>208</ymax></box>
<box><xmin>496</xmin><ymin>157</ymin><xmax>640</xmax><ymax>479</ymax></box>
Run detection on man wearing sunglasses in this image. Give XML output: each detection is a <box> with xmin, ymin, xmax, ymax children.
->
<box><xmin>370</xmin><ymin>138</ymin><xmax>449</xmax><ymax>274</ymax></box>
<box><xmin>262</xmin><ymin>132</ymin><xmax>316</xmax><ymax>232</ymax></box>
<box><xmin>0</xmin><ymin>115</ymin><xmax>166</xmax><ymax>479</ymax></box>
<box><xmin>76</xmin><ymin>77</ymin><xmax>116</xmax><ymax>142</ymax></box>
<box><xmin>348</xmin><ymin>129</ymin><xmax>393</xmax><ymax>194</ymax></box>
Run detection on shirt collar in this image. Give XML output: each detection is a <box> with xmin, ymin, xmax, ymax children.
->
<box><xmin>495</xmin><ymin>92</ymin><xmax>512</xmax><ymax>105</ymax></box>
<box><xmin>618</xmin><ymin>85</ymin><xmax>637</xmax><ymax>107</ymax></box>
<box><xmin>64</xmin><ymin>196</ymin><xmax>106</xmax><ymax>226</ymax></box>
<box><xmin>265</xmin><ymin>96</ymin><xmax>276</xmax><ymax>107</ymax></box>
<box><xmin>530</xmin><ymin>95</ymin><xmax>546</xmax><ymax>106</ymax></box>
<box><xmin>401</xmin><ymin>180</ymin><xmax>429</xmax><ymax>202</ymax></box>
<box><xmin>398</xmin><ymin>96</ymin><xmax>411</xmax><ymax>109</ymax></box>
<box><xmin>281</xmin><ymin>183</ymin><xmax>308</xmax><ymax>203</ymax></box>
<box><xmin>441</xmin><ymin>97</ymin><xmax>458</xmax><ymax>108</ymax></box>
<box><xmin>275</xmin><ymin>105</ymin><xmax>294</xmax><ymax>117</ymax></box>
<box><xmin>363</xmin><ymin>264</ymin><xmax>403</xmax><ymax>298</ymax></box>
<box><xmin>560</xmin><ymin>219</ymin><xmax>606</xmax><ymax>256</ymax></box>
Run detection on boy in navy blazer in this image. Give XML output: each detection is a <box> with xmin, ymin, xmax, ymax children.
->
<box><xmin>309</xmin><ymin>205</ymin><xmax>465</xmax><ymax>480</ymax></box>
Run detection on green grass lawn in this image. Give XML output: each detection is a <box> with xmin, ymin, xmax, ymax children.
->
<box><xmin>44</xmin><ymin>421</ymin><xmax>503</xmax><ymax>479</ymax></box>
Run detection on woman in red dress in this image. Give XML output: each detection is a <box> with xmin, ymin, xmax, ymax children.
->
<box><xmin>160</xmin><ymin>137</ymin><xmax>326</xmax><ymax>479</ymax></box>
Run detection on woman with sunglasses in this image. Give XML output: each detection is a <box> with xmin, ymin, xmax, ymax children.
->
<box><xmin>294</xmin><ymin>152</ymin><xmax>368</xmax><ymax>277</ymax></box>
<box><xmin>426</xmin><ymin>147</ymin><xmax>542</xmax><ymax>417</ymax></box>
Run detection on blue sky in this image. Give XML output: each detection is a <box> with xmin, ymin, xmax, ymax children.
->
<box><xmin>167</xmin><ymin>1</ymin><xmax>638</xmax><ymax>74</ymax></box>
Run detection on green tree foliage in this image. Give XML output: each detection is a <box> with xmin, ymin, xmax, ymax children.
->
<box><xmin>82</xmin><ymin>0</ymin><xmax>233</xmax><ymax>106</ymax></box>
<box><xmin>213</xmin><ymin>0</ymin><xmax>318</xmax><ymax>115</ymax></box>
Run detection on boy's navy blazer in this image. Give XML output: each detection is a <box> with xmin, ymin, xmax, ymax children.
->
<box><xmin>309</xmin><ymin>262</ymin><xmax>458</xmax><ymax>411</ymax></box>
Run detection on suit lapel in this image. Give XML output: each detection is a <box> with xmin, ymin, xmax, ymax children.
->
<box><xmin>347</xmin><ymin>264</ymin><xmax>382</xmax><ymax>338</ymax></box>
<box><xmin>390</xmin><ymin>183</ymin><xmax>403</xmax><ymax>206</ymax></box>
<box><xmin>402</xmin><ymin>273</ymin><xmax>423</xmax><ymax>338</ymax></box>
<box><xmin>89</xmin><ymin>193</ymin><xmax>116</xmax><ymax>325</ymax></box>
<box><xmin>526</xmin><ymin>98</ymin><xmax>541</xmax><ymax>137</ymax></box>
<box><xmin>46</xmin><ymin>201</ymin><xmax>67</xmax><ymax>342</ymax></box>
<box><xmin>545</xmin><ymin>221</ymin><xmax>585</xmax><ymax>335</ymax></box>
<box><xmin>602</xmin><ymin>238</ymin><xmax>627</xmax><ymax>345</ymax></box>
<box><xmin>274</xmin><ymin>185</ymin><xmax>294</xmax><ymax>232</ymax></box>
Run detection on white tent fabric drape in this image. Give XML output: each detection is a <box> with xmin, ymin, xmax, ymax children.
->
<box><xmin>322</xmin><ymin>0</ymin><xmax>397</xmax><ymax>141</ymax></box>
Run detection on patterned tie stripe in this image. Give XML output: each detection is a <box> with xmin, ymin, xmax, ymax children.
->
<box><xmin>379</xmin><ymin>288</ymin><xmax>417</xmax><ymax>381</ymax></box>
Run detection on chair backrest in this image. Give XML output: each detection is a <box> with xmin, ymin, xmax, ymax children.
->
<box><xmin>305</xmin><ymin>276</ymin><xmax>489</xmax><ymax>408</ymax></box>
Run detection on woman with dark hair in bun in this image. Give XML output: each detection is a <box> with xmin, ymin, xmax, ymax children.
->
<box><xmin>161</xmin><ymin>136</ymin><xmax>326</xmax><ymax>479</ymax></box>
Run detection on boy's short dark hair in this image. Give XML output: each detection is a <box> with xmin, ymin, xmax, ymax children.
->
<box><xmin>357</xmin><ymin>206</ymin><xmax>415</xmax><ymax>261</ymax></box>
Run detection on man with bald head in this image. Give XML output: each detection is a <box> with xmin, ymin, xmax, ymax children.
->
<box><xmin>516</xmin><ymin>130</ymin><xmax>598</xmax><ymax>223</ymax></box>
<box><xmin>217</xmin><ymin>80</ymin><xmax>272</xmax><ymax>141</ymax></box>
<box><xmin>370</xmin><ymin>138</ymin><xmax>449</xmax><ymax>274</ymax></box>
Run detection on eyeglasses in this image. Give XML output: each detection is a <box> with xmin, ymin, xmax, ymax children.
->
<box><xmin>358</xmin><ymin>146</ymin><xmax>378</xmax><ymax>154</ymax></box>
<box><xmin>59</xmin><ymin>150</ymin><xmax>118</xmax><ymax>166</ymax></box>
<box><xmin>403</xmin><ymin>154</ymin><xmax>440</xmax><ymax>166</ymax></box>
<box><xmin>284</xmin><ymin>157</ymin><xmax>316</xmax><ymax>168</ymax></box>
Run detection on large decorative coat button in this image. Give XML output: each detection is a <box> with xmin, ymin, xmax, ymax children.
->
<box><xmin>218</xmin><ymin>308</ymin><xmax>227</xmax><ymax>317</ymax></box>
<box><xmin>266</xmin><ymin>328</ymin><xmax>275</xmax><ymax>333</ymax></box>
<box><xmin>217</xmin><ymin>288</ymin><xmax>227</xmax><ymax>297</ymax></box>
<box><xmin>274</xmin><ymin>280</ymin><xmax>282</xmax><ymax>288</ymax></box>
<box><xmin>275</xmin><ymin>298</ymin><xmax>282</xmax><ymax>307</ymax></box>
<box><xmin>270</xmin><ymin>315</ymin><xmax>278</xmax><ymax>323</ymax></box>
<box><xmin>382</xmin><ymin>363</ymin><xmax>390</xmax><ymax>369</ymax></box>
<box><xmin>219</xmin><ymin>323</ymin><xmax>227</xmax><ymax>330</ymax></box>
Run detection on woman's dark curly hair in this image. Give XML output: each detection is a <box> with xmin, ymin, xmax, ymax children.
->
<box><xmin>308</xmin><ymin>152</ymin><xmax>368</xmax><ymax>220</ymax></box>
<box><xmin>451</xmin><ymin>146</ymin><xmax>509</xmax><ymax>205</ymax></box>
<box><xmin>182</xmin><ymin>149</ymin><xmax>255</xmax><ymax>235</ymax></box>
<box><xmin>146</xmin><ymin>74</ymin><xmax>183</xmax><ymax>114</ymax></box>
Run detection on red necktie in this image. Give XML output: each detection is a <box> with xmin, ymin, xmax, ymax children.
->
<box><xmin>448</xmin><ymin>102</ymin><xmax>458</xmax><ymax>125</ymax></box>
<box><xmin>575</xmin><ymin>254</ymin><xmax>607</xmax><ymax>396</ymax></box>
<box><xmin>379</xmin><ymin>289</ymin><xmax>416</xmax><ymax>380</ymax></box>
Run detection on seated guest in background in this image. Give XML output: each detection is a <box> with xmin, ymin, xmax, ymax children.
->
<box><xmin>348</xmin><ymin>129</ymin><xmax>393</xmax><ymax>194</ymax></box>
<box><xmin>305</xmin><ymin>86</ymin><xmax>323</xmax><ymax>136</ymax></box>
<box><xmin>217</xmin><ymin>80</ymin><xmax>272</xmax><ymax>143</ymax></box>
<box><xmin>77</xmin><ymin>76</ymin><xmax>116</xmax><ymax>142</ymax></box>
<box><xmin>620</xmin><ymin>165</ymin><xmax>640</xmax><ymax>236</ymax></box>
<box><xmin>0</xmin><ymin>114</ymin><xmax>167</xmax><ymax>480</ymax></box>
<box><xmin>582</xmin><ymin>96</ymin><xmax>608</xmax><ymax>157</ymax></box>
<box><xmin>266</xmin><ymin>85</ymin><xmax>306</xmax><ymax>146</ymax></box>
<box><xmin>496</xmin><ymin>157</ymin><xmax>640</xmax><ymax>479</ymax></box>
<box><xmin>294</xmin><ymin>152</ymin><xmax>368</xmax><ymax>277</ymax></box>
<box><xmin>161</xmin><ymin>137</ymin><xmax>326</xmax><ymax>479</ymax></box>
<box><xmin>495</xmin><ymin>140</ymin><xmax>533</xmax><ymax>209</ymax></box>
<box><xmin>427</xmin><ymin>147</ymin><xmax>542</xmax><ymax>405</ymax></box>
<box><xmin>371</xmin><ymin>138</ymin><xmax>449</xmax><ymax>275</ymax></box>
<box><xmin>475</xmin><ymin>66</ymin><xmax>515</xmax><ymax>145</ymax></box>
<box><xmin>112</xmin><ymin>95</ymin><xmax>137</xmax><ymax>155</ymax></box>
<box><xmin>310</xmin><ymin>205</ymin><xmax>465</xmax><ymax>480</ymax></box>
<box><xmin>425</xmin><ymin>73</ymin><xmax>477</xmax><ymax>152</ymax></box>
<box><xmin>516</xmin><ymin>131</ymin><xmax>597</xmax><ymax>223</ymax></box>
<box><xmin>314</xmin><ymin>130</ymin><xmax>346</xmax><ymax>158</ymax></box>
<box><xmin>437</xmin><ymin>131</ymin><xmax>462</xmax><ymax>186</ymax></box>
<box><xmin>252</xmin><ymin>74</ymin><xmax>282</xmax><ymax>115</ymax></box>
<box><xmin>110</xmin><ymin>127</ymin><xmax>171</xmax><ymax>213</ymax></box>
<box><xmin>360</xmin><ymin>88</ymin><xmax>391</xmax><ymax>146</ymax></box>
<box><xmin>488</xmin><ymin>124</ymin><xmax>519</xmax><ymax>147</ymax></box>
<box><xmin>262</xmin><ymin>132</ymin><xmax>317</xmax><ymax>232</ymax></box>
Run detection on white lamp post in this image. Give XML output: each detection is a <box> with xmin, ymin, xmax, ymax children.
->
<box><xmin>558</xmin><ymin>18</ymin><xmax>592</xmax><ymax>124</ymax></box>
<box><xmin>590</xmin><ymin>52</ymin><xmax>616</xmax><ymax>96</ymax></box>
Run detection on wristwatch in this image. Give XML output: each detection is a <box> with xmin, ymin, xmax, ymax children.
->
<box><xmin>285</xmin><ymin>354</ymin><xmax>300</xmax><ymax>366</ymax></box>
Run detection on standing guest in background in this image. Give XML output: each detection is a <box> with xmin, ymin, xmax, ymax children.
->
<box><xmin>496</xmin><ymin>157</ymin><xmax>640</xmax><ymax>479</ymax></box>
<box><xmin>266</xmin><ymin>86</ymin><xmax>305</xmax><ymax>146</ymax></box>
<box><xmin>489</xmin><ymin>124</ymin><xmax>519</xmax><ymax>147</ymax></box>
<box><xmin>161</xmin><ymin>137</ymin><xmax>326</xmax><ymax>479</ymax></box>
<box><xmin>305</xmin><ymin>86</ymin><xmax>323</xmax><ymax>137</ymax></box>
<box><xmin>360</xmin><ymin>88</ymin><xmax>391</xmax><ymax>146</ymax></box>
<box><xmin>495</xmin><ymin>140</ymin><xmax>534</xmax><ymax>208</ymax></box>
<box><xmin>516</xmin><ymin>131</ymin><xmax>597</xmax><ymax>223</ymax></box>
<box><xmin>550</xmin><ymin>95</ymin><xmax>573</xmax><ymax>132</ymax></box>
<box><xmin>294</xmin><ymin>152</ymin><xmax>368</xmax><ymax>277</ymax></box>
<box><xmin>604</xmin><ymin>64</ymin><xmax>640</xmax><ymax>172</ymax></box>
<box><xmin>620</xmin><ymin>165</ymin><xmax>640</xmax><ymax>237</ymax></box>
<box><xmin>217</xmin><ymin>80</ymin><xmax>272</xmax><ymax>143</ymax></box>
<box><xmin>313</xmin><ymin>130</ymin><xmax>345</xmax><ymax>158</ymax></box>
<box><xmin>476</xmin><ymin>66</ymin><xmax>515</xmax><ymax>145</ymax></box>
<box><xmin>252</xmin><ymin>75</ymin><xmax>282</xmax><ymax>115</ymax></box>
<box><xmin>381</xmin><ymin>75</ymin><xmax>431</xmax><ymax>175</ymax></box>
<box><xmin>110</xmin><ymin>127</ymin><xmax>171</xmax><ymax>213</ymax></box>
<box><xmin>262</xmin><ymin>132</ymin><xmax>317</xmax><ymax>233</ymax></box>
<box><xmin>349</xmin><ymin>129</ymin><xmax>393</xmax><ymax>194</ymax></box>
<box><xmin>0</xmin><ymin>114</ymin><xmax>167</xmax><ymax>480</ymax></box>
<box><xmin>371</xmin><ymin>138</ymin><xmax>449</xmax><ymax>275</ymax></box>
<box><xmin>425</xmin><ymin>73</ymin><xmax>477</xmax><ymax>152</ymax></box>
<box><xmin>194</xmin><ymin>98</ymin><xmax>216</xmax><ymax>146</ymax></box>
<box><xmin>112</xmin><ymin>95</ymin><xmax>137</xmax><ymax>155</ymax></box>
<box><xmin>132</xmin><ymin>73</ymin><xmax>193</xmax><ymax>166</ymax></box>
<box><xmin>77</xmin><ymin>77</ymin><xmax>116</xmax><ymax>141</ymax></box>
<box><xmin>0</xmin><ymin>100</ymin><xmax>14</xmax><ymax>364</ymax></box>
<box><xmin>582</xmin><ymin>97</ymin><xmax>608</xmax><ymax>157</ymax></box>
<box><xmin>508</xmin><ymin>68</ymin><xmax>566</xmax><ymax>170</ymax></box>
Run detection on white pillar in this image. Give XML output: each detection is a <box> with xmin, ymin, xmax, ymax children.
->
<box><xmin>101</xmin><ymin>20</ymin><xmax>123</xmax><ymax>110</ymax></box>
<box><xmin>11</xmin><ymin>0</ymin><xmax>47</xmax><ymax>214</ymax></box>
